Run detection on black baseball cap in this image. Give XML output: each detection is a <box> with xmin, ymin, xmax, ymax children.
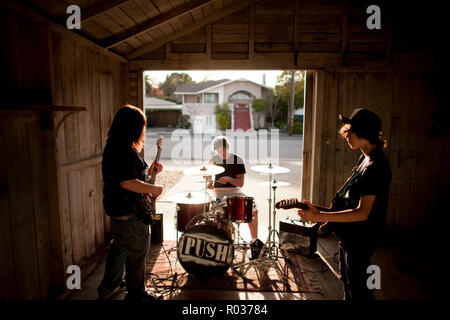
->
<box><xmin>339</xmin><ymin>108</ymin><xmax>382</xmax><ymax>138</ymax></box>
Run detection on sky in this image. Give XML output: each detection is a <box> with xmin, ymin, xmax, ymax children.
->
<box><xmin>143</xmin><ymin>70</ymin><xmax>284</xmax><ymax>88</ymax></box>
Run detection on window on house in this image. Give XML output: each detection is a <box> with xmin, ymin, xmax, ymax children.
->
<box><xmin>229</xmin><ymin>91</ymin><xmax>252</xmax><ymax>100</ymax></box>
<box><xmin>204</xmin><ymin>93</ymin><xmax>218</xmax><ymax>103</ymax></box>
<box><xmin>196</xmin><ymin>95</ymin><xmax>202</xmax><ymax>103</ymax></box>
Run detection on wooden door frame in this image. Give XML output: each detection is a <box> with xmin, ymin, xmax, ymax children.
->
<box><xmin>301</xmin><ymin>70</ymin><xmax>325</xmax><ymax>205</ymax></box>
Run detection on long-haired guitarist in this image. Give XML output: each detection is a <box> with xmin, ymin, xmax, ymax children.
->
<box><xmin>98</xmin><ymin>104</ymin><xmax>163</xmax><ymax>301</ymax></box>
<box><xmin>298</xmin><ymin>108</ymin><xmax>392</xmax><ymax>301</ymax></box>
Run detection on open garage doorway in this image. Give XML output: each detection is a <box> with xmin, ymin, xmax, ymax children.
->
<box><xmin>141</xmin><ymin>69</ymin><xmax>306</xmax><ymax>244</ymax></box>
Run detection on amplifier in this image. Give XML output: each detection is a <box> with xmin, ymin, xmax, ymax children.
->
<box><xmin>150</xmin><ymin>211</ymin><xmax>163</xmax><ymax>244</ymax></box>
<box><xmin>279</xmin><ymin>219</ymin><xmax>319</xmax><ymax>257</ymax></box>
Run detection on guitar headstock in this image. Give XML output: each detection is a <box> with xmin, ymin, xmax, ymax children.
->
<box><xmin>156</xmin><ymin>136</ymin><xmax>164</xmax><ymax>149</ymax></box>
<box><xmin>276</xmin><ymin>198</ymin><xmax>308</xmax><ymax>210</ymax></box>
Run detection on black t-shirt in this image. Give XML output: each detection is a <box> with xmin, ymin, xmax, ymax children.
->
<box><xmin>209</xmin><ymin>153</ymin><xmax>246</xmax><ymax>188</ymax></box>
<box><xmin>102</xmin><ymin>140</ymin><xmax>149</xmax><ymax>217</ymax></box>
<box><xmin>329</xmin><ymin>147</ymin><xmax>392</xmax><ymax>248</ymax></box>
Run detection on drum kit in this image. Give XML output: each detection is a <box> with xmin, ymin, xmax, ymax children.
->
<box><xmin>163</xmin><ymin>163</ymin><xmax>291</xmax><ymax>281</ymax></box>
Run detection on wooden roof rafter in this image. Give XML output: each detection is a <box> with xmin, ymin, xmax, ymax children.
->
<box><xmin>81</xmin><ymin>0</ymin><xmax>132</xmax><ymax>23</ymax></box>
<box><xmin>127</xmin><ymin>0</ymin><xmax>262</xmax><ymax>60</ymax></box>
<box><xmin>102</xmin><ymin>0</ymin><xmax>217</xmax><ymax>49</ymax></box>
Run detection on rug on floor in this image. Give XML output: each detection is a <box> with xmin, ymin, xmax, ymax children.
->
<box><xmin>145</xmin><ymin>241</ymin><xmax>324</xmax><ymax>294</ymax></box>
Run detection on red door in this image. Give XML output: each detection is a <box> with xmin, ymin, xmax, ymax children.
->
<box><xmin>233</xmin><ymin>104</ymin><xmax>251</xmax><ymax>131</ymax></box>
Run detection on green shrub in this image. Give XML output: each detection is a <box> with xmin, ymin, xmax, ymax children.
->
<box><xmin>215</xmin><ymin>102</ymin><xmax>231</xmax><ymax>130</ymax></box>
<box><xmin>177</xmin><ymin>114</ymin><xmax>192</xmax><ymax>129</ymax></box>
<box><xmin>293</xmin><ymin>119</ymin><xmax>303</xmax><ymax>134</ymax></box>
<box><xmin>145</xmin><ymin>109</ymin><xmax>154</xmax><ymax>127</ymax></box>
<box><xmin>275</xmin><ymin>120</ymin><xmax>287</xmax><ymax>129</ymax></box>
<box><xmin>252</xmin><ymin>98</ymin><xmax>270</xmax><ymax>112</ymax></box>
<box><xmin>216</xmin><ymin>114</ymin><xmax>230</xmax><ymax>130</ymax></box>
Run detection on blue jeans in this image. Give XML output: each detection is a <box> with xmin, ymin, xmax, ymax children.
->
<box><xmin>338</xmin><ymin>242</ymin><xmax>376</xmax><ymax>301</ymax></box>
<box><xmin>98</xmin><ymin>216</ymin><xmax>150</xmax><ymax>297</ymax></box>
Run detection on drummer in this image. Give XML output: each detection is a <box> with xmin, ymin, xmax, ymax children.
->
<box><xmin>207</xmin><ymin>136</ymin><xmax>263</xmax><ymax>258</ymax></box>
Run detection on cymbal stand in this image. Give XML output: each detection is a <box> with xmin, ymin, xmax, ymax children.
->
<box><xmin>232</xmin><ymin>221</ymin><xmax>249</xmax><ymax>247</ymax></box>
<box><xmin>231</xmin><ymin>168</ymin><xmax>290</xmax><ymax>286</ymax></box>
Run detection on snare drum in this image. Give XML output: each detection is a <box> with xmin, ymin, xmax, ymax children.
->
<box><xmin>177</xmin><ymin>215</ymin><xmax>234</xmax><ymax>279</ymax></box>
<box><xmin>223</xmin><ymin>196</ymin><xmax>254</xmax><ymax>223</ymax></box>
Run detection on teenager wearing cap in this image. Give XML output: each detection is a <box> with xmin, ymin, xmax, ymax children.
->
<box><xmin>297</xmin><ymin>108</ymin><xmax>392</xmax><ymax>300</ymax></box>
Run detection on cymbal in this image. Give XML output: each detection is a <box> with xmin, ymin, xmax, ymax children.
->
<box><xmin>167</xmin><ymin>192</ymin><xmax>210</xmax><ymax>204</ymax></box>
<box><xmin>250</xmin><ymin>164</ymin><xmax>290</xmax><ymax>174</ymax></box>
<box><xmin>184</xmin><ymin>165</ymin><xmax>225</xmax><ymax>176</ymax></box>
<box><xmin>259</xmin><ymin>180</ymin><xmax>290</xmax><ymax>187</ymax></box>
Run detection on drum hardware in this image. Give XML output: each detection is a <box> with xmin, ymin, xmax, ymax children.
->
<box><xmin>233</xmin><ymin>164</ymin><xmax>291</xmax><ymax>286</ymax></box>
<box><xmin>250</xmin><ymin>164</ymin><xmax>290</xmax><ymax>253</ymax></box>
<box><xmin>163</xmin><ymin>163</ymin><xmax>293</xmax><ymax>283</ymax></box>
<box><xmin>183</xmin><ymin>165</ymin><xmax>225</xmax><ymax>215</ymax></box>
<box><xmin>258</xmin><ymin>180</ymin><xmax>290</xmax><ymax>188</ymax></box>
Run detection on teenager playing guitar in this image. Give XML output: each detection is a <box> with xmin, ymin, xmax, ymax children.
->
<box><xmin>278</xmin><ymin>108</ymin><xmax>391</xmax><ymax>301</ymax></box>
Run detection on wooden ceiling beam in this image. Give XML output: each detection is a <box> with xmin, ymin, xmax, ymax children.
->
<box><xmin>127</xmin><ymin>0</ymin><xmax>261</xmax><ymax>60</ymax></box>
<box><xmin>81</xmin><ymin>0</ymin><xmax>132</xmax><ymax>23</ymax></box>
<box><xmin>102</xmin><ymin>0</ymin><xmax>216</xmax><ymax>49</ymax></box>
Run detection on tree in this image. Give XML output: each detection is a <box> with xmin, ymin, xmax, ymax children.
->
<box><xmin>160</xmin><ymin>72</ymin><xmax>195</xmax><ymax>103</ymax></box>
<box><xmin>144</xmin><ymin>74</ymin><xmax>164</xmax><ymax>97</ymax></box>
<box><xmin>272</xmin><ymin>71</ymin><xmax>305</xmax><ymax>128</ymax></box>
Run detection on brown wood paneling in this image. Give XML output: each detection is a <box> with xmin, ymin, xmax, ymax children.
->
<box><xmin>304</xmin><ymin>70</ymin><xmax>442</xmax><ymax>228</ymax></box>
<box><xmin>4</xmin><ymin>119</ymin><xmax>41</xmax><ymax>299</ymax></box>
<box><xmin>0</xmin><ymin>116</ymin><xmax>17</xmax><ymax>300</ymax></box>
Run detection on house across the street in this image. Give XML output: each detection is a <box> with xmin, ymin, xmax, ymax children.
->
<box><xmin>144</xmin><ymin>96</ymin><xmax>182</xmax><ymax>127</ymax></box>
<box><xmin>175</xmin><ymin>78</ymin><xmax>273</xmax><ymax>133</ymax></box>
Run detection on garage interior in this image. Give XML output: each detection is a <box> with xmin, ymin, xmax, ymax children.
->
<box><xmin>0</xmin><ymin>0</ymin><xmax>443</xmax><ymax>300</ymax></box>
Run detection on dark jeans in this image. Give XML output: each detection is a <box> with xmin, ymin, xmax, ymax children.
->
<box><xmin>338</xmin><ymin>242</ymin><xmax>376</xmax><ymax>301</ymax></box>
<box><xmin>98</xmin><ymin>216</ymin><xmax>150</xmax><ymax>298</ymax></box>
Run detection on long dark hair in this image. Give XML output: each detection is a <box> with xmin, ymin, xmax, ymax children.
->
<box><xmin>107</xmin><ymin>104</ymin><xmax>146</xmax><ymax>147</ymax></box>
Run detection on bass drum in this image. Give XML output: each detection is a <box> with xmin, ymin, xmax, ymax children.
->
<box><xmin>176</xmin><ymin>202</ymin><xmax>210</xmax><ymax>232</ymax></box>
<box><xmin>177</xmin><ymin>219</ymin><xmax>234</xmax><ymax>279</ymax></box>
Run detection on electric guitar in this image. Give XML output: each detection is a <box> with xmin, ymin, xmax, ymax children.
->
<box><xmin>146</xmin><ymin>136</ymin><xmax>164</xmax><ymax>214</ymax></box>
<box><xmin>138</xmin><ymin>136</ymin><xmax>164</xmax><ymax>224</ymax></box>
<box><xmin>275</xmin><ymin>198</ymin><xmax>332</xmax><ymax>212</ymax></box>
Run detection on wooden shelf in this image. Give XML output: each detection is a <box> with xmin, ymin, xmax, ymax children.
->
<box><xmin>0</xmin><ymin>104</ymin><xmax>87</xmax><ymax>131</ymax></box>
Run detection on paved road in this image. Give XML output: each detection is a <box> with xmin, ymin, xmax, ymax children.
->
<box><xmin>145</xmin><ymin>128</ymin><xmax>303</xmax><ymax>162</ymax></box>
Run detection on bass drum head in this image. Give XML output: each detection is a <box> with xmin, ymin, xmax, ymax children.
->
<box><xmin>177</xmin><ymin>223</ymin><xmax>234</xmax><ymax>279</ymax></box>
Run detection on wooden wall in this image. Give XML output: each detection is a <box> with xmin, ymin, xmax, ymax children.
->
<box><xmin>302</xmin><ymin>70</ymin><xmax>445</xmax><ymax>228</ymax></box>
<box><xmin>0</xmin><ymin>111</ymin><xmax>63</xmax><ymax>299</ymax></box>
<box><xmin>51</xmin><ymin>26</ymin><xmax>128</xmax><ymax>271</ymax></box>
<box><xmin>0</xmin><ymin>6</ymin><xmax>128</xmax><ymax>299</ymax></box>
<box><xmin>0</xmin><ymin>8</ymin><xmax>63</xmax><ymax>300</ymax></box>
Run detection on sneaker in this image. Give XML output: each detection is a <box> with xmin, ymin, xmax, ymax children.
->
<box><xmin>97</xmin><ymin>280</ymin><xmax>126</xmax><ymax>300</ymax></box>
<box><xmin>250</xmin><ymin>239</ymin><xmax>265</xmax><ymax>260</ymax></box>
<box><xmin>124</xmin><ymin>291</ymin><xmax>160</xmax><ymax>301</ymax></box>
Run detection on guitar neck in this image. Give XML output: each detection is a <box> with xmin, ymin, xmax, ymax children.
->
<box><xmin>149</xmin><ymin>148</ymin><xmax>162</xmax><ymax>185</ymax></box>
<box><xmin>276</xmin><ymin>198</ymin><xmax>332</xmax><ymax>212</ymax></box>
